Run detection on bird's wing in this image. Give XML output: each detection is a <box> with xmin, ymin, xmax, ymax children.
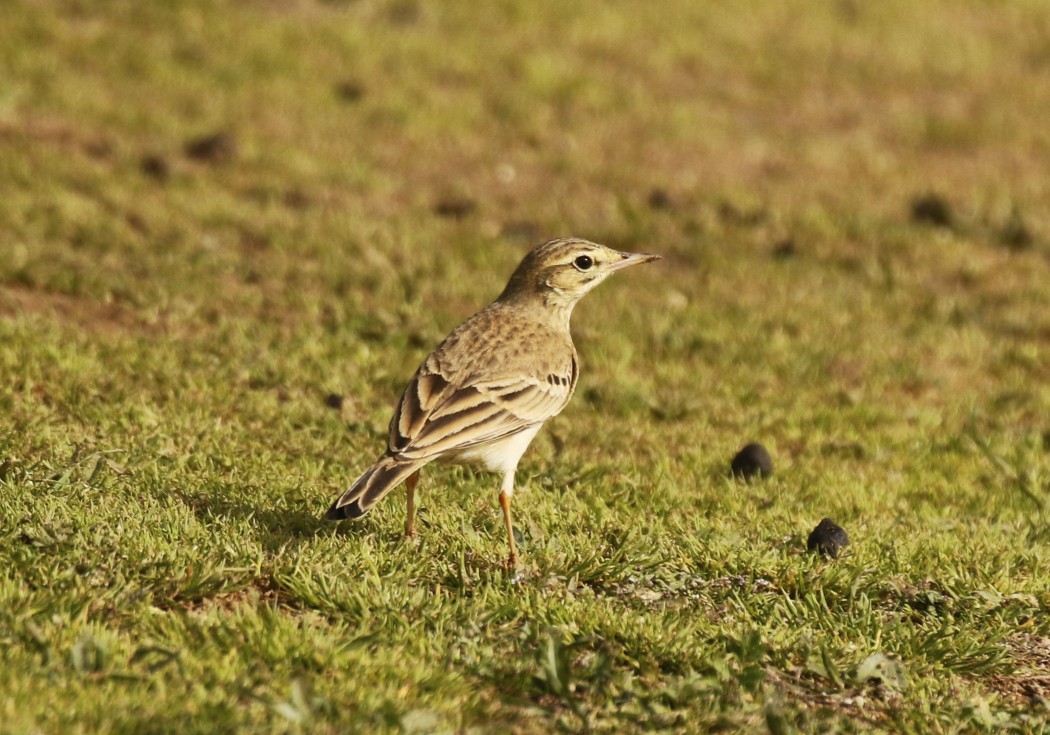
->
<box><xmin>386</xmin><ymin>355</ymin><xmax>577</xmax><ymax>462</ymax></box>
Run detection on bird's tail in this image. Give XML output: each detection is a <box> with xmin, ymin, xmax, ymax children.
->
<box><xmin>325</xmin><ymin>455</ymin><xmax>424</xmax><ymax>521</ymax></box>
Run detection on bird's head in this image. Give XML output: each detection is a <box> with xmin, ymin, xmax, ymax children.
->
<box><xmin>498</xmin><ymin>238</ymin><xmax>661</xmax><ymax>314</ymax></box>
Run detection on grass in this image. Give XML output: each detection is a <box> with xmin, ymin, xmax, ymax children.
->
<box><xmin>2</xmin><ymin>0</ymin><xmax>1050</xmax><ymax>732</ymax></box>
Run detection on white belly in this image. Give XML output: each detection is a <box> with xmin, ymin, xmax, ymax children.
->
<box><xmin>447</xmin><ymin>423</ymin><xmax>544</xmax><ymax>476</ymax></box>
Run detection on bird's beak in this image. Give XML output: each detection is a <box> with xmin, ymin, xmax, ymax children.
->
<box><xmin>609</xmin><ymin>250</ymin><xmax>662</xmax><ymax>271</ymax></box>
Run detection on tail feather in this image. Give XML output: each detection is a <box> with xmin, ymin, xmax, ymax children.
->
<box><xmin>325</xmin><ymin>455</ymin><xmax>423</xmax><ymax>521</ymax></box>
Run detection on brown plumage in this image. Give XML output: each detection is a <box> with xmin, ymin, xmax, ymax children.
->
<box><xmin>325</xmin><ymin>237</ymin><xmax>660</xmax><ymax>565</ymax></box>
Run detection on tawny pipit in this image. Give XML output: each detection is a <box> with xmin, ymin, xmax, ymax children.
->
<box><xmin>325</xmin><ymin>238</ymin><xmax>660</xmax><ymax>565</ymax></box>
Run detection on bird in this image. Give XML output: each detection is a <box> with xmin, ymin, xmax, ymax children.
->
<box><xmin>325</xmin><ymin>237</ymin><xmax>660</xmax><ymax>566</ymax></box>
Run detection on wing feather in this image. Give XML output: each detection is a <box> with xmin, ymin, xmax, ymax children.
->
<box><xmin>388</xmin><ymin>367</ymin><xmax>576</xmax><ymax>462</ymax></box>
<box><xmin>383</xmin><ymin>305</ymin><xmax>579</xmax><ymax>464</ymax></box>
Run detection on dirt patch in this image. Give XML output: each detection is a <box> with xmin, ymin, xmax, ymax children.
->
<box><xmin>0</xmin><ymin>117</ymin><xmax>116</xmax><ymax>160</ymax></box>
<box><xmin>984</xmin><ymin>635</ymin><xmax>1050</xmax><ymax>708</ymax></box>
<box><xmin>183</xmin><ymin>579</ymin><xmax>285</xmax><ymax>614</ymax></box>
<box><xmin>0</xmin><ymin>285</ymin><xmax>166</xmax><ymax>338</ymax></box>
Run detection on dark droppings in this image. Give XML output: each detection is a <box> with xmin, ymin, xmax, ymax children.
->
<box><xmin>807</xmin><ymin>518</ymin><xmax>850</xmax><ymax>558</ymax></box>
<box><xmin>730</xmin><ymin>443</ymin><xmax>773</xmax><ymax>480</ymax></box>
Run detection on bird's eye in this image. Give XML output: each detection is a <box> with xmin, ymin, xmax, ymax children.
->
<box><xmin>573</xmin><ymin>255</ymin><xmax>594</xmax><ymax>271</ymax></box>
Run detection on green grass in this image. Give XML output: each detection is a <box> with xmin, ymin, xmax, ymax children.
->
<box><xmin>2</xmin><ymin>0</ymin><xmax>1050</xmax><ymax>732</ymax></box>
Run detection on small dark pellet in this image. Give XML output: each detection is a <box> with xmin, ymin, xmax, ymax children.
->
<box><xmin>730</xmin><ymin>443</ymin><xmax>773</xmax><ymax>480</ymax></box>
<box><xmin>807</xmin><ymin>518</ymin><xmax>850</xmax><ymax>558</ymax></box>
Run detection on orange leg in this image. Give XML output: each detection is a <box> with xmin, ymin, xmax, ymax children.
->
<box><xmin>499</xmin><ymin>489</ymin><xmax>517</xmax><ymax>568</ymax></box>
<box><xmin>405</xmin><ymin>471</ymin><xmax>420</xmax><ymax>538</ymax></box>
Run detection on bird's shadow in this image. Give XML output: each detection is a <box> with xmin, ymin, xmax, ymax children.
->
<box><xmin>175</xmin><ymin>487</ymin><xmax>377</xmax><ymax>552</ymax></box>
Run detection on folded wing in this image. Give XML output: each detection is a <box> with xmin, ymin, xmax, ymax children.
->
<box><xmin>388</xmin><ymin>357</ymin><xmax>577</xmax><ymax>462</ymax></box>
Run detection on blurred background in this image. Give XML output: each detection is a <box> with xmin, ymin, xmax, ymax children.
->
<box><xmin>2</xmin><ymin>2</ymin><xmax>1050</xmax><ymax>730</ymax></box>
<box><xmin>3</xmin><ymin>0</ymin><xmax>1048</xmax><ymax>460</ymax></box>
